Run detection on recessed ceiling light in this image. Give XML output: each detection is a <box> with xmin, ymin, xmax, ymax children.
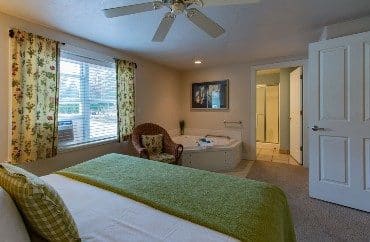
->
<box><xmin>194</xmin><ymin>60</ymin><xmax>202</xmax><ymax>64</ymax></box>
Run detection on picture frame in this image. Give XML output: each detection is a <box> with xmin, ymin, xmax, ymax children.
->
<box><xmin>191</xmin><ymin>80</ymin><xmax>229</xmax><ymax>110</ymax></box>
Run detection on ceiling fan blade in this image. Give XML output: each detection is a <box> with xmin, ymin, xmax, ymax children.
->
<box><xmin>152</xmin><ymin>13</ymin><xmax>176</xmax><ymax>42</ymax></box>
<box><xmin>103</xmin><ymin>1</ymin><xmax>163</xmax><ymax>18</ymax></box>
<box><xmin>186</xmin><ymin>8</ymin><xmax>225</xmax><ymax>38</ymax></box>
<box><xmin>202</xmin><ymin>0</ymin><xmax>260</xmax><ymax>6</ymax></box>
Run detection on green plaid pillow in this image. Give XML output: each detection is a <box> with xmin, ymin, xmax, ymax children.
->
<box><xmin>142</xmin><ymin>134</ymin><xmax>163</xmax><ymax>155</ymax></box>
<box><xmin>0</xmin><ymin>163</ymin><xmax>80</xmax><ymax>242</ymax></box>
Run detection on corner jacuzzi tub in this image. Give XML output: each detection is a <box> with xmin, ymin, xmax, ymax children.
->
<box><xmin>172</xmin><ymin>135</ymin><xmax>242</xmax><ymax>172</ymax></box>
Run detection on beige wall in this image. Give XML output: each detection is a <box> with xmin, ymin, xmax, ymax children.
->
<box><xmin>180</xmin><ymin>63</ymin><xmax>252</xmax><ymax>158</ymax></box>
<box><xmin>0</xmin><ymin>13</ymin><xmax>181</xmax><ymax>175</ymax></box>
<box><xmin>180</xmin><ymin>63</ymin><xmax>304</xmax><ymax>160</ymax></box>
<box><xmin>136</xmin><ymin>63</ymin><xmax>182</xmax><ymax>129</ymax></box>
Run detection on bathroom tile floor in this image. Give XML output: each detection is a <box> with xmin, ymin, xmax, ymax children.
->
<box><xmin>256</xmin><ymin>143</ymin><xmax>300</xmax><ymax>166</ymax></box>
<box><xmin>223</xmin><ymin>143</ymin><xmax>301</xmax><ymax>178</ymax></box>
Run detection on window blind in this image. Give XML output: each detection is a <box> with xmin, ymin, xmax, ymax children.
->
<box><xmin>58</xmin><ymin>51</ymin><xmax>117</xmax><ymax>149</ymax></box>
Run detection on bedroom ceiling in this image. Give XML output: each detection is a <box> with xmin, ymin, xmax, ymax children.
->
<box><xmin>0</xmin><ymin>0</ymin><xmax>370</xmax><ymax>70</ymax></box>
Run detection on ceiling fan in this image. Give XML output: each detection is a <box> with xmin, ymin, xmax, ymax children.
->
<box><xmin>103</xmin><ymin>0</ymin><xmax>259</xmax><ymax>42</ymax></box>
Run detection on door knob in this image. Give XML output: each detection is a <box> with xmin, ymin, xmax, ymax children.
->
<box><xmin>312</xmin><ymin>125</ymin><xmax>325</xmax><ymax>131</ymax></box>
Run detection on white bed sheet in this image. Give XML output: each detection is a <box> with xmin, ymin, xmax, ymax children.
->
<box><xmin>42</xmin><ymin>174</ymin><xmax>238</xmax><ymax>242</ymax></box>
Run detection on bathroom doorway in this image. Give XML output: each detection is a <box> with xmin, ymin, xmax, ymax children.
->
<box><xmin>255</xmin><ymin>67</ymin><xmax>302</xmax><ymax>165</ymax></box>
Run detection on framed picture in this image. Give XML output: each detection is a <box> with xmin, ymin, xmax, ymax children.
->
<box><xmin>191</xmin><ymin>80</ymin><xmax>229</xmax><ymax>110</ymax></box>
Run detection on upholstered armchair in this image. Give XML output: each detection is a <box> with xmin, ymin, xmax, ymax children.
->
<box><xmin>132</xmin><ymin>123</ymin><xmax>183</xmax><ymax>164</ymax></box>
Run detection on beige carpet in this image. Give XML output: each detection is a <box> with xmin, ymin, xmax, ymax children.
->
<box><xmin>246</xmin><ymin>161</ymin><xmax>370</xmax><ymax>242</ymax></box>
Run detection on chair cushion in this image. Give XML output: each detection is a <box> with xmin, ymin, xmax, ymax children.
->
<box><xmin>0</xmin><ymin>163</ymin><xmax>80</xmax><ymax>242</ymax></box>
<box><xmin>142</xmin><ymin>134</ymin><xmax>163</xmax><ymax>155</ymax></box>
<box><xmin>150</xmin><ymin>153</ymin><xmax>176</xmax><ymax>164</ymax></box>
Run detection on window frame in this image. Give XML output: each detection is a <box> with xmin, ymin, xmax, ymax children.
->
<box><xmin>57</xmin><ymin>51</ymin><xmax>118</xmax><ymax>151</ymax></box>
<box><xmin>58</xmin><ymin>137</ymin><xmax>118</xmax><ymax>153</ymax></box>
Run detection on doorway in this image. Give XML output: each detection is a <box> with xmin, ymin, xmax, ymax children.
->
<box><xmin>255</xmin><ymin>67</ymin><xmax>303</xmax><ymax>165</ymax></box>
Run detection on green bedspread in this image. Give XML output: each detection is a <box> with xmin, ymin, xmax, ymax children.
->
<box><xmin>56</xmin><ymin>153</ymin><xmax>295</xmax><ymax>242</ymax></box>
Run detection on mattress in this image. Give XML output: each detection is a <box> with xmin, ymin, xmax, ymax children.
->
<box><xmin>42</xmin><ymin>174</ymin><xmax>237</xmax><ymax>242</ymax></box>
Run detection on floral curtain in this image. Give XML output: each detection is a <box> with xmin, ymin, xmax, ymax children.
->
<box><xmin>116</xmin><ymin>59</ymin><xmax>136</xmax><ymax>142</ymax></box>
<box><xmin>10</xmin><ymin>29</ymin><xmax>59</xmax><ymax>163</ymax></box>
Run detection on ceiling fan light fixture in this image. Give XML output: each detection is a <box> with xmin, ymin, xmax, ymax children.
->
<box><xmin>103</xmin><ymin>0</ymin><xmax>259</xmax><ymax>41</ymax></box>
<box><xmin>171</xmin><ymin>2</ymin><xmax>186</xmax><ymax>14</ymax></box>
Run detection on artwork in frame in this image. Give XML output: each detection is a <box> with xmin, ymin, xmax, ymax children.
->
<box><xmin>192</xmin><ymin>80</ymin><xmax>229</xmax><ymax>110</ymax></box>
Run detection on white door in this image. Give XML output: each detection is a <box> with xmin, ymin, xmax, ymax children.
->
<box><xmin>309</xmin><ymin>31</ymin><xmax>370</xmax><ymax>212</ymax></box>
<box><xmin>290</xmin><ymin>67</ymin><xmax>302</xmax><ymax>164</ymax></box>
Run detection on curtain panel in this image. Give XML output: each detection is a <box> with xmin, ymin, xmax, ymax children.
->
<box><xmin>10</xmin><ymin>29</ymin><xmax>59</xmax><ymax>163</ymax></box>
<box><xmin>116</xmin><ymin>59</ymin><xmax>136</xmax><ymax>142</ymax></box>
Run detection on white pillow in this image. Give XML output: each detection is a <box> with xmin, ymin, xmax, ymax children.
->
<box><xmin>0</xmin><ymin>187</ymin><xmax>30</xmax><ymax>242</ymax></box>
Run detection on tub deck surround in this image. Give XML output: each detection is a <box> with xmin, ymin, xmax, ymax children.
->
<box><xmin>172</xmin><ymin>135</ymin><xmax>240</xmax><ymax>152</ymax></box>
<box><xmin>172</xmin><ymin>132</ymin><xmax>242</xmax><ymax>172</ymax></box>
<box><xmin>180</xmin><ymin>128</ymin><xmax>243</xmax><ymax>141</ymax></box>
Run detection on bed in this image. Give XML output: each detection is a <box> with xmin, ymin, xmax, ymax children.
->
<box><xmin>42</xmin><ymin>174</ymin><xmax>237</xmax><ymax>242</ymax></box>
<box><xmin>2</xmin><ymin>153</ymin><xmax>296</xmax><ymax>242</ymax></box>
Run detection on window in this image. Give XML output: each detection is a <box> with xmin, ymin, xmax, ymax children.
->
<box><xmin>58</xmin><ymin>51</ymin><xmax>117</xmax><ymax>149</ymax></box>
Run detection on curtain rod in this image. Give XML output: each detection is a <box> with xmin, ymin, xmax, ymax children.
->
<box><xmin>9</xmin><ymin>29</ymin><xmax>67</xmax><ymax>45</ymax></box>
<box><xmin>8</xmin><ymin>29</ymin><xmax>137</xmax><ymax>69</ymax></box>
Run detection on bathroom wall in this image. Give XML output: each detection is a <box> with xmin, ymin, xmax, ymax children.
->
<box><xmin>256</xmin><ymin>73</ymin><xmax>280</xmax><ymax>85</ymax></box>
<box><xmin>256</xmin><ymin>72</ymin><xmax>281</xmax><ymax>144</ymax></box>
<box><xmin>0</xmin><ymin>12</ymin><xmax>181</xmax><ymax>175</ymax></box>
<box><xmin>265</xmin><ymin>85</ymin><xmax>279</xmax><ymax>143</ymax></box>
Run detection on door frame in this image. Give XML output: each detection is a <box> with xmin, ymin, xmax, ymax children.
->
<box><xmin>290</xmin><ymin>67</ymin><xmax>303</xmax><ymax>164</ymax></box>
<box><xmin>249</xmin><ymin>59</ymin><xmax>309</xmax><ymax>167</ymax></box>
